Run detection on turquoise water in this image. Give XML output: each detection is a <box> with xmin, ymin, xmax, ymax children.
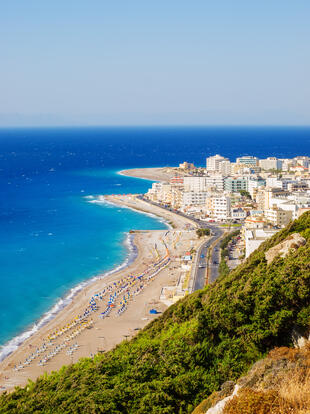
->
<box><xmin>0</xmin><ymin>167</ymin><xmax>166</xmax><ymax>357</ymax></box>
<box><xmin>0</xmin><ymin>126</ymin><xmax>309</xmax><ymax>359</ymax></box>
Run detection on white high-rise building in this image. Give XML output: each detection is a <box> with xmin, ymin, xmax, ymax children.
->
<box><xmin>206</xmin><ymin>154</ymin><xmax>229</xmax><ymax>172</ymax></box>
<box><xmin>182</xmin><ymin>191</ymin><xmax>209</xmax><ymax>207</ymax></box>
<box><xmin>218</xmin><ymin>160</ymin><xmax>232</xmax><ymax>175</ymax></box>
<box><xmin>205</xmin><ymin>176</ymin><xmax>225</xmax><ymax>191</ymax></box>
<box><xmin>211</xmin><ymin>196</ymin><xmax>231</xmax><ymax>220</ymax></box>
<box><xmin>259</xmin><ymin>157</ymin><xmax>283</xmax><ymax>171</ymax></box>
<box><xmin>184</xmin><ymin>175</ymin><xmax>224</xmax><ymax>192</ymax></box>
<box><xmin>183</xmin><ymin>176</ymin><xmax>208</xmax><ymax>192</ymax></box>
<box><xmin>236</xmin><ymin>156</ymin><xmax>258</xmax><ymax>166</ymax></box>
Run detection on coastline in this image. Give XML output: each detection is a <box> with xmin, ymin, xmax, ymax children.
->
<box><xmin>0</xmin><ymin>175</ymin><xmax>174</xmax><ymax>365</ymax></box>
<box><xmin>0</xmin><ymin>171</ymin><xmax>198</xmax><ymax>392</ymax></box>
<box><xmin>0</xmin><ymin>232</ymin><xmax>138</xmax><ymax>364</ymax></box>
<box><xmin>119</xmin><ymin>167</ymin><xmax>177</xmax><ymax>182</ymax></box>
<box><xmin>94</xmin><ymin>195</ymin><xmax>173</xmax><ymax>229</ymax></box>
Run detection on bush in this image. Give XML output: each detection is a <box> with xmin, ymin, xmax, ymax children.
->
<box><xmin>196</xmin><ymin>228</ymin><xmax>210</xmax><ymax>238</ymax></box>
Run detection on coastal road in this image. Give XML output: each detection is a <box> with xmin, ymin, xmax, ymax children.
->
<box><xmin>191</xmin><ymin>225</ymin><xmax>223</xmax><ymax>291</ymax></box>
<box><xmin>136</xmin><ymin>196</ymin><xmax>225</xmax><ymax>288</ymax></box>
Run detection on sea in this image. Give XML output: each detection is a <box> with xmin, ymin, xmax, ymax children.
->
<box><xmin>0</xmin><ymin>126</ymin><xmax>309</xmax><ymax>360</ymax></box>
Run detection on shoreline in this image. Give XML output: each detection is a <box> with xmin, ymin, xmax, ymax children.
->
<box><xmin>90</xmin><ymin>195</ymin><xmax>174</xmax><ymax>229</ymax></box>
<box><xmin>119</xmin><ymin>167</ymin><xmax>177</xmax><ymax>181</ymax></box>
<box><xmin>0</xmin><ymin>181</ymin><xmax>197</xmax><ymax>392</ymax></box>
<box><xmin>0</xmin><ymin>177</ymin><xmax>175</xmax><ymax>365</ymax></box>
<box><xmin>0</xmin><ymin>232</ymin><xmax>139</xmax><ymax>364</ymax></box>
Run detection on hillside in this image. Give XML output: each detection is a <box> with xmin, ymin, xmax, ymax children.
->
<box><xmin>194</xmin><ymin>345</ymin><xmax>310</xmax><ymax>414</ymax></box>
<box><xmin>1</xmin><ymin>212</ymin><xmax>310</xmax><ymax>414</ymax></box>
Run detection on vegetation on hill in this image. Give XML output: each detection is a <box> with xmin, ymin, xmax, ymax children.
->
<box><xmin>1</xmin><ymin>212</ymin><xmax>310</xmax><ymax>414</ymax></box>
<box><xmin>223</xmin><ymin>345</ymin><xmax>310</xmax><ymax>414</ymax></box>
<box><xmin>218</xmin><ymin>229</ymin><xmax>240</xmax><ymax>278</ymax></box>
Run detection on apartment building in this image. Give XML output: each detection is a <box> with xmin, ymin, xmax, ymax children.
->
<box><xmin>264</xmin><ymin>207</ymin><xmax>292</xmax><ymax>227</ymax></box>
<box><xmin>183</xmin><ymin>176</ymin><xmax>207</xmax><ymax>192</ymax></box>
<box><xmin>182</xmin><ymin>191</ymin><xmax>209</xmax><ymax>207</ymax></box>
<box><xmin>205</xmin><ymin>175</ymin><xmax>225</xmax><ymax>191</ymax></box>
<box><xmin>206</xmin><ymin>154</ymin><xmax>229</xmax><ymax>171</ymax></box>
<box><xmin>184</xmin><ymin>175</ymin><xmax>225</xmax><ymax>192</ymax></box>
<box><xmin>247</xmin><ymin>176</ymin><xmax>266</xmax><ymax>198</ymax></box>
<box><xmin>218</xmin><ymin>160</ymin><xmax>232</xmax><ymax>175</ymax></box>
<box><xmin>294</xmin><ymin>156</ymin><xmax>310</xmax><ymax>168</ymax></box>
<box><xmin>224</xmin><ymin>177</ymin><xmax>248</xmax><ymax>192</ymax></box>
<box><xmin>145</xmin><ymin>182</ymin><xmax>172</xmax><ymax>205</ymax></box>
<box><xmin>231</xmin><ymin>208</ymin><xmax>247</xmax><ymax>220</ymax></box>
<box><xmin>236</xmin><ymin>156</ymin><xmax>258</xmax><ymax>166</ymax></box>
<box><xmin>211</xmin><ymin>196</ymin><xmax>231</xmax><ymax>220</ymax></box>
<box><xmin>259</xmin><ymin>157</ymin><xmax>283</xmax><ymax>171</ymax></box>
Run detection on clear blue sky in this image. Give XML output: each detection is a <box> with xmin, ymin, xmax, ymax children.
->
<box><xmin>0</xmin><ymin>0</ymin><xmax>309</xmax><ymax>126</ymax></box>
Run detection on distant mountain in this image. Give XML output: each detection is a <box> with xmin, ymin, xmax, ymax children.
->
<box><xmin>1</xmin><ymin>212</ymin><xmax>309</xmax><ymax>414</ymax></box>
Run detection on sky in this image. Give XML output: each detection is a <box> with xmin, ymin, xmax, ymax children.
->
<box><xmin>0</xmin><ymin>0</ymin><xmax>309</xmax><ymax>126</ymax></box>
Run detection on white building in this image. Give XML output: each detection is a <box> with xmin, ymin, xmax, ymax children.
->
<box><xmin>218</xmin><ymin>160</ymin><xmax>232</xmax><ymax>175</ymax></box>
<box><xmin>206</xmin><ymin>154</ymin><xmax>229</xmax><ymax>172</ymax></box>
<box><xmin>280</xmin><ymin>159</ymin><xmax>296</xmax><ymax>171</ymax></box>
<box><xmin>244</xmin><ymin>228</ymin><xmax>278</xmax><ymax>257</ymax></box>
<box><xmin>265</xmin><ymin>177</ymin><xmax>283</xmax><ymax>189</ymax></box>
<box><xmin>247</xmin><ymin>176</ymin><xmax>266</xmax><ymax>198</ymax></box>
<box><xmin>184</xmin><ymin>175</ymin><xmax>225</xmax><ymax>192</ymax></box>
<box><xmin>294</xmin><ymin>156</ymin><xmax>310</xmax><ymax>168</ymax></box>
<box><xmin>183</xmin><ymin>176</ymin><xmax>208</xmax><ymax>192</ymax></box>
<box><xmin>224</xmin><ymin>177</ymin><xmax>248</xmax><ymax>192</ymax></box>
<box><xmin>231</xmin><ymin>208</ymin><xmax>247</xmax><ymax>220</ymax></box>
<box><xmin>182</xmin><ymin>191</ymin><xmax>209</xmax><ymax>207</ymax></box>
<box><xmin>236</xmin><ymin>156</ymin><xmax>258</xmax><ymax>166</ymax></box>
<box><xmin>264</xmin><ymin>207</ymin><xmax>292</xmax><ymax>227</ymax></box>
<box><xmin>259</xmin><ymin>157</ymin><xmax>283</xmax><ymax>171</ymax></box>
<box><xmin>211</xmin><ymin>196</ymin><xmax>231</xmax><ymax>220</ymax></box>
<box><xmin>205</xmin><ymin>175</ymin><xmax>225</xmax><ymax>191</ymax></box>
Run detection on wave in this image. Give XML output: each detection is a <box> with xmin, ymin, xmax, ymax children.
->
<box><xmin>0</xmin><ymin>233</ymin><xmax>138</xmax><ymax>363</ymax></box>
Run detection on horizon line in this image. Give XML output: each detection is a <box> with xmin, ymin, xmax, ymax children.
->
<box><xmin>1</xmin><ymin>124</ymin><xmax>310</xmax><ymax>129</ymax></box>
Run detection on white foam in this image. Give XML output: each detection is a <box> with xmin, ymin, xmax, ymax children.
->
<box><xmin>91</xmin><ymin>195</ymin><xmax>172</xmax><ymax>229</ymax></box>
<box><xmin>0</xmin><ymin>233</ymin><xmax>138</xmax><ymax>363</ymax></box>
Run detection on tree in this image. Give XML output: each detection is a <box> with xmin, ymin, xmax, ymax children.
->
<box><xmin>196</xmin><ymin>228</ymin><xmax>210</xmax><ymax>238</ymax></box>
<box><xmin>239</xmin><ymin>190</ymin><xmax>251</xmax><ymax>199</ymax></box>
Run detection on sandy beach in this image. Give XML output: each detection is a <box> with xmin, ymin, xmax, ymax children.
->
<box><xmin>119</xmin><ymin>167</ymin><xmax>177</xmax><ymax>181</ymax></box>
<box><xmin>0</xmin><ymin>188</ymin><xmax>199</xmax><ymax>392</ymax></box>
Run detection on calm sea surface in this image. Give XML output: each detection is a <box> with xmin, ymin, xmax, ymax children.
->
<box><xmin>0</xmin><ymin>126</ymin><xmax>309</xmax><ymax>353</ymax></box>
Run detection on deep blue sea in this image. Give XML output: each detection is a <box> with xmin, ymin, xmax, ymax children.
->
<box><xmin>0</xmin><ymin>126</ymin><xmax>309</xmax><ymax>358</ymax></box>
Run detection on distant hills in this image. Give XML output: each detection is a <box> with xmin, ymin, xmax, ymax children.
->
<box><xmin>1</xmin><ymin>212</ymin><xmax>309</xmax><ymax>414</ymax></box>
